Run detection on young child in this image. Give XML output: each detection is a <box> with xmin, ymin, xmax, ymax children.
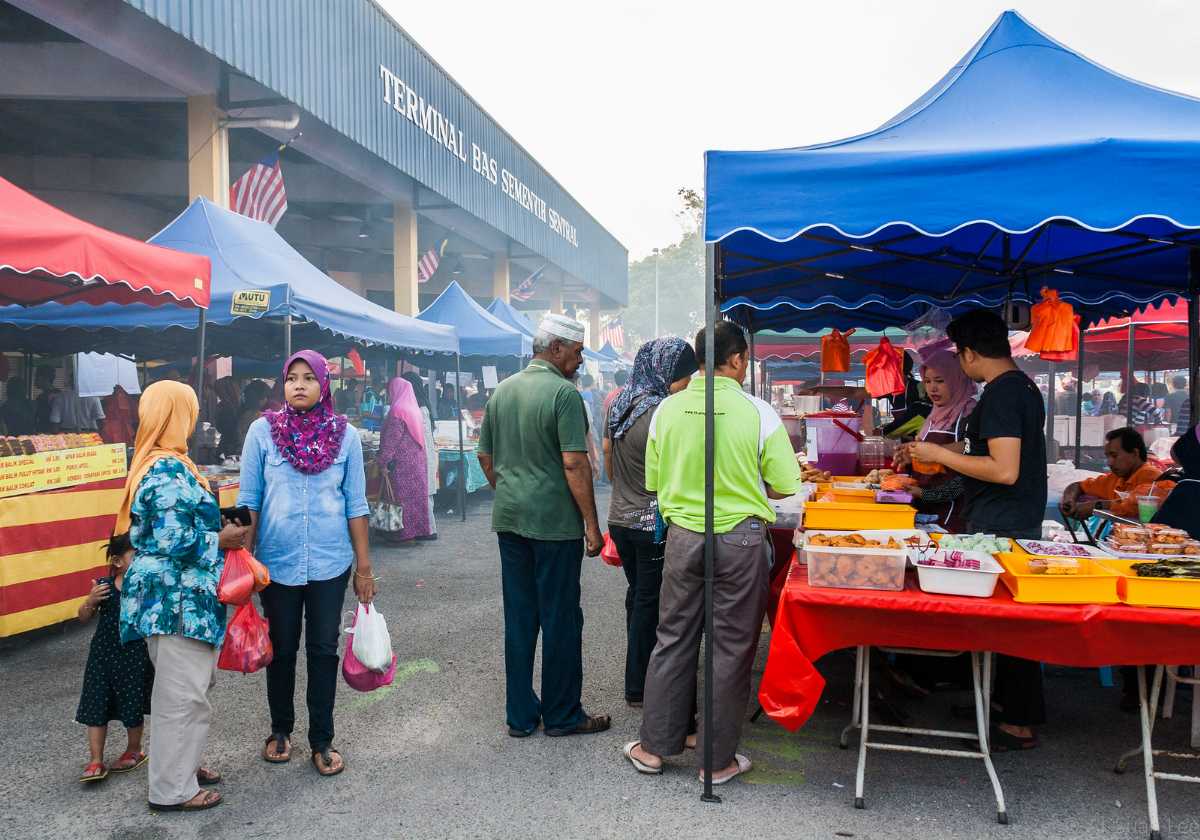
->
<box><xmin>75</xmin><ymin>533</ymin><xmax>153</xmax><ymax>783</ymax></box>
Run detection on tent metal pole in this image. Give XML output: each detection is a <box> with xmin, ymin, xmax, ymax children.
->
<box><xmin>284</xmin><ymin>314</ymin><xmax>293</xmax><ymax>361</ymax></box>
<box><xmin>749</xmin><ymin>329</ymin><xmax>757</xmax><ymax>395</ymax></box>
<box><xmin>1190</xmin><ymin>252</ymin><xmax>1200</xmax><ymax>427</ymax></box>
<box><xmin>1074</xmin><ymin>322</ymin><xmax>1085</xmax><ymax>467</ymax></box>
<box><xmin>195</xmin><ymin>308</ymin><xmax>208</xmax><ymax>409</ymax></box>
<box><xmin>1045</xmin><ymin>361</ymin><xmax>1056</xmax><ymax>460</ymax></box>
<box><xmin>455</xmin><ymin>352</ymin><xmax>466</xmax><ymax>522</ymax></box>
<box><xmin>701</xmin><ymin>242</ymin><xmax>719</xmax><ymax>804</ymax></box>
<box><xmin>1126</xmin><ymin>321</ymin><xmax>1136</xmax><ymax>428</ymax></box>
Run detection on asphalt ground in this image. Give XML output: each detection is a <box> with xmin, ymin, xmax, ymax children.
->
<box><xmin>2</xmin><ymin>487</ymin><xmax>1198</xmax><ymax>840</ymax></box>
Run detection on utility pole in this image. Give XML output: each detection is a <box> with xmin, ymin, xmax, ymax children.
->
<box><xmin>653</xmin><ymin>247</ymin><xmax>661</xmax><ymax>337</ymax></box>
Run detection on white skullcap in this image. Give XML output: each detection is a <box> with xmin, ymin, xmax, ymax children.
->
<box><xmin>538</xmin><ymin>313</ymin><xmax>586</xmax><ymax>344</ymax></box>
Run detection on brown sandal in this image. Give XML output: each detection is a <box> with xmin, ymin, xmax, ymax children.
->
<box><xmin>196</xmin><ymin>767</ymin><xmax>221</xmax><ymax>786</ymax></box>
<box><xmin>312</xmin><ymin>747</ymin><xmax>344</xmax><ymax>777</ymax></box>
<box><xmin>262</xmin><ymin>733</ymin><xmax>291</xmax><ymax>763</ymax></box>
<box><xmin>148</xmin><ymin>789</ymin><xmax>223</xmax><ymax>812</ymax></box>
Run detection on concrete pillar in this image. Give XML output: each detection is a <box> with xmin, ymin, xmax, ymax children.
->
<box><xmin>548</xmin><ymin>283</ymin><xmax>563</xmax><ymax>315</ymax></box>
<box><xmin>186</xmin><ymin>95</ymin><xmax>229</xmax><ymax>207</ymax></box>
<box><xmin>589</xmin><ymin>308</ymin><xmax>602</xmax><ymax>350</ymax></box>
<box><xmin>392</xmin><ymin>202</ymin><xmax>419</xmax><ymax>315</ymax></box>
<box><xmin>492</xmin><ymin>254</ymin><xmax>509</xmax><ymax>302</ymax></box>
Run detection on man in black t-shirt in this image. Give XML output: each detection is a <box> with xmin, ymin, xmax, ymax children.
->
<box><xmin>910</xmin><ymin>308</ymin><xmax>1049</xmax><ymax>751</ymax></box>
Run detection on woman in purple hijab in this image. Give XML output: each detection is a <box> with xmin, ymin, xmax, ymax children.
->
<box><xmin>238</xmin><ymin>350</ymin><xmax>374</xmax><ymax>777</ymax></box>
<box><xmin>378</xmin><ymin>376</ymin><xmax>433</xmax><ymax>541</ymax></box>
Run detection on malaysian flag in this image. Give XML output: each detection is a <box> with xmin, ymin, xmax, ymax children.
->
<box><xmin>599</xmin><ymin>315</ymin><xmax>625</xmax><ymax>350</ymax></box>
<box><xmin>230</xmin><ymin>154</ymin><xmax>288</xmax><ymax>226</ymax></box>
<box><xmin>510</xmin><ymin>264</ymin><xmax>545</xmax><ymax>302</ymax></box>
<box><xmin>417</xmin><ymin>239</ymin><xmax>447</xmax><ymax>284</ymax></box>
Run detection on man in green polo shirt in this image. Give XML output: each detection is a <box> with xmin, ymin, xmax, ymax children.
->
<box><xmin>477</xmin><ymin>313</ymin><xmax>609</xmax><ymax>740</ymax></box>
<box><xmin>623</xmin><ymin>321</ymin><xmax>801</xmax><ymax>785</ymax></box>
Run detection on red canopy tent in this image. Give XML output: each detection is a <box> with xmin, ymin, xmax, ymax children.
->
<box><xmin>0</xmin><ymin>177</ymin><xmax>210</xmax><ymax>308</ymax></box>
<box><xmin>1085</xmin><ymin>299</ymin><xmax>1190</xmax><ymax>370</ymax></box>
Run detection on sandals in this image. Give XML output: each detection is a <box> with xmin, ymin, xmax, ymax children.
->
<box><xmin>262</xmin><ymin>733</ymin><xmax>291</xmax><ymax>763</ymax></box>
<box><xmin>988</xmin><ymin>726</ymin><xmax>1039</xmax><ymax>752</ymax></box>
<box><xmin>699</xmin><ymin>754</ymin><xmax>753</xmax><ymax>786</ymax></box>
<box><xmin>545</xmin><ymin>713</ymin><xmax>612</xmax><ymax>737</ymax></box>
<box><xmin>80</xmin><ymin>761</ymin><xmax>108</xmax><ymax>783</ymax></box>
<box><xmin>312</xmin><ymin>747</ymin><xmax>345</xmax><ymax>777</ymax></box>
<box><xmin>148</xmin><ymin>789</ymin><xmax>223</xmax><ymax>812</ymax></box>
<box><xmin>109</xmin><ymin>750</ymin><xmax>147</xmax><ymax>774</ymax></box>
<box><xmin>196</xmin><ymin>767</ymin><xmax>222</xmax><ymax>786</ymax></box>
<box><xmin>623</xmin><ymin>741</ymin><xmax>663</xmax><ymax>775</ymax></box>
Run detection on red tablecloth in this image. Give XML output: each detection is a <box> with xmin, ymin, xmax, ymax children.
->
<box><xmin>759</xmin><ymin>560</ymin><xmax>1200</xmax><ymax>731</ymax></box>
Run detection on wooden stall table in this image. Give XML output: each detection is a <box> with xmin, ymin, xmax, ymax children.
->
<box><xmin>759</xmin><ymin>560</ymin><xmax>1200</xmax><ymax>837</ymax></box>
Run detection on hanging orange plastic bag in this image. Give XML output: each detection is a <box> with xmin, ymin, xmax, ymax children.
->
<box><xmin>821</xmin><ymin>328</ymin><xmax>855</xmax><ymax>373</ymax></box>
<box><xmin>1040</xmin><ymin>313</ymin><xmax>1081</xmax><ymax>362</ymax></box>
<box><xmin>218</xmin><ymin>602</ymin><xmax>274</xmax><ymax>673</ymax></box>
<box><xmin>863</xmin><ymin>337</ymin><xmax>906</xmax><ymax>398</ymax></box>
<box><xmin>1026</xmin><ymin>288</ymin><xmax>1076</xmax><ymax>354</ymax></box>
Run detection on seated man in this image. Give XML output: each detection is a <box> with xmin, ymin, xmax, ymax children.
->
<box><xmin>1060</xmin><ymin>427</ymin><xmax>1162</xmax><ymax>521</ymax></box>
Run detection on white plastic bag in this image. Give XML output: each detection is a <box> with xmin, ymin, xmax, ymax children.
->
<box><xmin>349</xmin><ymin>603</ymin><xmax>393</xmax><ymax>673</ymax></box>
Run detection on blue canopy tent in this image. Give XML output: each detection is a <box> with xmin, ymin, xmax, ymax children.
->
<box><xmin>485</xmin><ymin>296</ymin><xmax>615</xmax><ymax>373</ymax></box>
<box><xmin>418</xmin><ymin>282</ymin><xmax>530</xmax><ymax>367</ymax></box>
<box><xmin>690</xmin><ymin>11</ymin><xmax>1200</xmax><ymax>800</ymax></box>
<box><xmin>0</xmin><ymin>198</ymin><xmax>460</xmax><ymax>360</ymax></box>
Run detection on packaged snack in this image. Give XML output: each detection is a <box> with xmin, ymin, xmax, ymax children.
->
<box><xmin>1027</xmin><ymin>557</ymin><xmax>1081</xmax><ymax>575</ymax></box>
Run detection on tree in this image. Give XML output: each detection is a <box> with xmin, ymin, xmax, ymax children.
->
<box><xmin>621</xmin><ymin>189</ymin><xmax>705</xmax><ymax>348</ymax></box>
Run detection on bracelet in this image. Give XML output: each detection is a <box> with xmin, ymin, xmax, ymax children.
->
<box><xmin>355</xmin><ymin>571</ymin><xmax>379</xmax><ymax>581</ymax></box>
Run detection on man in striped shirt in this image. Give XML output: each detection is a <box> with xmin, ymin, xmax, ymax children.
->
<box><xmin>623</xmin><ymin>321</ymin><xmax>801</xmax><ymax>785</ymax></box>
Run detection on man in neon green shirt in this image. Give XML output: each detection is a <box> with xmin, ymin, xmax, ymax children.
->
<box><xmin>623</xmin><ymin>321</ymin><xmax>801</xmax><ymax>785</ymax></box>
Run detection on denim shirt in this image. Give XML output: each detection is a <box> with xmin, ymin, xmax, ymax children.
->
<box><xmin>238</xmin><ymin>417</ymin><xmax>369</xmax><ymax>586</ymax></box>
<box><xmin>120</xmin><ymin>458</ymin><xmax>225</xmax><ymax>647</ymax></box>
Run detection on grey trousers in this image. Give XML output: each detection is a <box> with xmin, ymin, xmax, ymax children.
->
<box><xmin>146</xmin><ymin>634</ymin><xmax>218</xmax><ymax>806</ymax></box>
<box><xmin>639</xmin><ymin>517</ymin><xmax>770</xmax><ymax>769</ymax></box>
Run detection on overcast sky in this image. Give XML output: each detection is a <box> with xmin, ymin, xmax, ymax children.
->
<box><xmin>380</xmin><ymin>0</ymin><xmax>1200</xmax><ymax>260</ymax></box>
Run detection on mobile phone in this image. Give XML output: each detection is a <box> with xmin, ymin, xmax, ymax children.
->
<box><xmin>95</xmin><ymin>575</ymin><xmax>114</xmax><ymax>588</ymax></box>
<box><xmin>220</xmin><ymin>506</ymin><xmax>252</xmax><ymax>526</ymax></box>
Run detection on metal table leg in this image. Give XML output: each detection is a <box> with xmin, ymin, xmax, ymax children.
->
<box><xmin>1139</xmin><ymin>665</ymin><xmax>1163</xmax><ymax>840</ymax></box>
<box><xmin>855</xmin><ymin>647</ymin><xmax>870</xmax><ymax>809</ymax></box>
<box><xmin>974</xmin><ymin>652</ymin><xmax>1007</xmax><ymax>824</ymax></box>
<box><xmin>840</xmin><ymin>645</ymin><xmax>866</xmax><ymax>749</ymax></box>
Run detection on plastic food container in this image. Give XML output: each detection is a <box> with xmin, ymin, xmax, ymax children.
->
<box><xmin>804</xmin><ymin>501</ymin><xmax>916</xmax><ymax>530</ymax></box>
<box><xmin>805</xmin><ymin>539</ymin><xmax>908</xmax><ymax>591</ymax></box>
<box><xmin>996</xmin><ymin>552</ymin><xmax>1121</xmax><ymax>604</ymax></box>
<box><xmin>1097</xmin><ymin>559</ymin><xmax>1200</xmax><ymax>610</ymax></box>
<box><xmin>915</xmin><ymin>551</ymin><xmax>1004</xmax><ymax>598</ymax></box>
<box><xmin>805</xmin><ymin>412</ymin><xmax>861</xmax><ymax>475</ymax></box>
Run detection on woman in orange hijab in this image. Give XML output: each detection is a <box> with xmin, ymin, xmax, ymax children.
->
<box><xmin>116</xmin><ymin>381</ymin><xmax>246</xmax><ymax>813</ymax></box>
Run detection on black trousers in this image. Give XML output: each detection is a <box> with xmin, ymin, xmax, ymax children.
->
<box><xmin>609</xmin><ymin>525</ymin><xmax>664</xmax><ymax>702</ymax></box>
<box><xmin>259</xmin><ymin>568</ymin><xmax>351</xmax><ymax>751</ymax></box>
<box><xmin>498</xmin><ymin>533</ymin><xmax>585</xmax><ymax>733</ymax></box>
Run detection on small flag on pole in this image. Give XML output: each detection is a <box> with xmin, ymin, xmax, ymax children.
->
<box><xmin>599</xmin><ymin>315</ymin><xmax>625</xmax><ymax>350</ymax></box>
<box><xmin>510</xmin><ymin>264</ymin><xmax>545</xmax><ymax>302</ymax></box>
<box><xmin>230</xmin><ymin>154</ymin><xmax>288</xmax><ymax>227</ymax></box>
<box><xmin>417</xmin><ymin>239</ymin><xmax>447</xmax><ymax>284</ymax></box>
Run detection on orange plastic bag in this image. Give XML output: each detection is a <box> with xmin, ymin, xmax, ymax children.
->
<box><xmin>601</xmin><ymin>531</ymin><xmax>622</xmax><ymax>567</ymax></box>
<box><xmin>863</xmin><ymin>337</ymin><xmax>906</xmax><ymax>398</ymax></box>
<box><xmin>820</xmin><ymin>328</ymin><xmax>855</xmax><ymax>373</ymax></box>
<box><xmin>1026</xmin><ymin>287</ymin><xmax>1076</xmax><ymax>354</ymax></box>
<box><xmin>217</xmin><ymin>548</ymin><xmax>269</xmax><ymax>605</ymax></box>
<box><xmin>218</xmin><ymin>602</ymin><xmax>274</xmax><ymax>673</ymax></box>
<box><xmin>1039</xmin><ymin>313</ymin><xmax>1081</xmax><ymax>362</ymax></box>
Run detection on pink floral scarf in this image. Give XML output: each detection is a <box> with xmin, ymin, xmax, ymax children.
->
<box><xmin>266</xmin><ymin>350</ymin><xmax>347</xmax><ymax>474</ymax></box>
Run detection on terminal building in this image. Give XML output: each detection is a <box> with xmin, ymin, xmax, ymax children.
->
<box><xmin>0</xmin><ymin>0</ymin><xmax>627</xmax><ymax>340</ymax></box>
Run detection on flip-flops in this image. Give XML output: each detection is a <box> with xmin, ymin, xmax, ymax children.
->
<box><xmin>148</xmin><ymin>790</ymin><xmax>223</xmax><ymax>812</ymax></box>
<box><xmin>698</xmin><ymin>754</ymin><xmax>752</xmax><ymax>786</ymax></box>
<box><xmin>109</xmin><ymin>750</ymin><xmax>147</xmax><ymax>774</ymax></box>
<box><xmin>623</xmin><ymin>742</ymin><xmax>663</xmax><ymax>775</ymax></box>
<box><xmin>312</xmin><ymin>747</ymin><xmax>345</xmax><ymax>777</ymax></box>
<box><xmin>262</xmin><ymin>733</ymin><xmax>291</xmax><ymax>763</ymax></box>
<box><xmin>79</xmin><ymin>761</ymin><xmax>108</xmax><ymax>783</ymax></box>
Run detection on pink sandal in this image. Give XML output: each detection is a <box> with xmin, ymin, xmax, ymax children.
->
<box><xmin>80</xmin><ymin>761</ymin><xmax>108</xmax><ymax>783</ymax></box>
<box><xmin>109</xmin><ymin>750</ymin><xmax>148</xmax><ymax>773</ymax></box>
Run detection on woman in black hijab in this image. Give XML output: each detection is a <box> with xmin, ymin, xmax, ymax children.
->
<box><xmin>1152</xmin><ymin>425</ymin><xmax>1200</xmax><ymax>539</ymax></box>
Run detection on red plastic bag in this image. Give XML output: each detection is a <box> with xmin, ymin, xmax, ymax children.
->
<box><xmin>342</xmin><ymin>610</ymin><xmax>397</xmax><ymax>692</ymax></box>
<box><xmin>820</xmin><ymin>328</ymin><xmax>855</xmax><ymax>373</ymax></box>
<box><xmin>601</xmin><ymin>531</ymin><xmax>622</xmax><ymax>567</ymax></box>
<box><xmin>217</xmin><ymin>548</ymin><xmax>269</xmax><ymax>605</ymax></box>
<box><xmin>1026</xmin><ymin>287</ymin><xmax>1076</xmax><ymax>354</ymax></box>
<box><xmin>218</xmin><ymin>602</ymin><xmax>274</xmax><ymax>673</ymax></box>
<box><xmin>863</xmin><ymin>337</ymin><xmax>906</xmax><ymax>398</ymax></box>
